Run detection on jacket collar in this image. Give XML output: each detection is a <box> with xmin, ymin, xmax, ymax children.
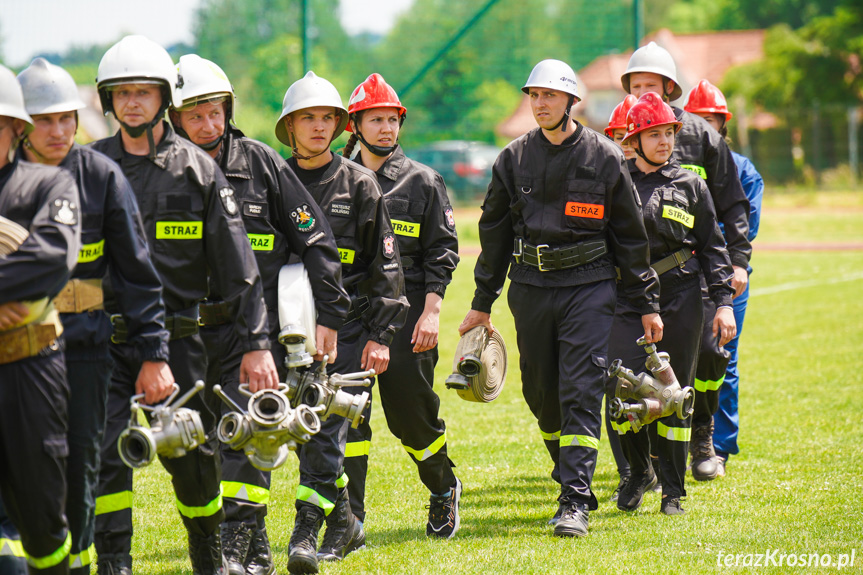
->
<box><xmin>100</xmin><ymin>120</ymin><xmax>175</xmax><ymax>169</ymax></box>
<box><xmin>355</xmin><ymin>145</ymin><xmax>405</xmax><ymax>182</ymax></box>
<box><xmin>219</xmin><ymin>125</ymin><xmax>252</xmax><ymax>180</ymax></box>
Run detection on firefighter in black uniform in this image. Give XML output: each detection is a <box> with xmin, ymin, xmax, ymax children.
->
<box><xmin>610</xmin><ymin>93</ymin><xmax>736</xmax><ymax>516</ymax></box>
<box><xmin>621</xmin><ymin>42</ymin><xmax>751</xmax><ymax>481</ymax></box>
<box><xmin>341</xmin><ymin>74</ymin><xmax>461</xmax><ymax>538</ymax></box>
<box><xmin>276</xmin><ymin>71</ymin><xmax>407</xmax><ymax>574</ymax></box>
<box><xmin>459</xmin><ymin>60</ymin><xmax>662</xmax><ymax>538</ymax></box>
<box><xmin>169</xmin><ymin>55</ymin><xmax>350</xmax><ymax>575</ymax></box>
<box><xmin>0</xmin><ymin>64</ymin><xmax>80</xmax><ymax>574</ymax></box>
<box><xmin>14</xmin><ymin>58</ymin><xmax>171</xmax><ymax>575</ymax></box>
<box><xmin>89</xmin><ymin>36</ymin><xmax>277</xmax><ymax>575</ymax></box>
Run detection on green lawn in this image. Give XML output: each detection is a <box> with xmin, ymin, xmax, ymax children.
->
<box><xmin>124</xmin><ymin>201</ymin><xmax>863</xmax><ymax>575</ymax></box>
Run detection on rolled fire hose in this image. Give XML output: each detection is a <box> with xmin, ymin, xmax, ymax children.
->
<box><xmin>277</xmin><ymin>263</ymin><xmax>317</xmax><ymax>361</ymax></box>
<box><xmin>445</xmin><ymin>326</ymin><xmax>507</xmax><ymax>403</ymax></box>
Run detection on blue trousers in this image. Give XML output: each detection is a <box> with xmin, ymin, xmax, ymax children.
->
<box><xmin>713</xmin><ymin>284</ymin><xmax>749</xmax><ymax>457</ymax></box>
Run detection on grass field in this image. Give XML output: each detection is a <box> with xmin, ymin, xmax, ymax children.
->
<box><xmin>127</xmin><ymin>193</ymin><xmax>863</xmax><ymax>575</ymax></box>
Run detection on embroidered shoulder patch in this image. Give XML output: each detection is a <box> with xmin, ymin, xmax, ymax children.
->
<box><xmin>219</xmin><ymin>188</ymin><xmax>238</xmax><ymax>216</ymax></box>
<box><xmin>51</xmin><ymin>199</ymin><xmax>79</xmax><ymax>226</ymax></box>
<box><xmin>444</xmin><ymin>205</ymin><xmax>455</xmax><ymax>230</ymax></box>
<box><xmin>291</xmin><ymin>204</ymin><xmax>316</xmax><ymax>232</ymax></box>
<box><xmin>382</xmin><ymin>232</ymin><xmax>396</xmax><ymax>259</ymax></box>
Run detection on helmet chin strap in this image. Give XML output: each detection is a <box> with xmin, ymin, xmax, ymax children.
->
<box><xmin>634</xmin><ymin>134</ymin><xmax>668</xmax><ymax>167</ymax></box>
<box><xmin>22</xmin><ymin>138</ymin><xmax>48</xmax><ymax>163</ymax></box>
<box><xmin>118</xmin><ymin>101</ymin><xmax>168</xmax><ymax>161</ymax></box>
<box><xmin>549</xmin><ymin>95</ymin><xmax>575</xmax><ymax>133</ymax></box>
<box><xmin>355</xmin><ymin>128</ymin><xmax>397</xmax><ymax>157</ymax></box>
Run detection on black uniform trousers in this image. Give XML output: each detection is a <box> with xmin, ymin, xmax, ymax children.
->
<box><xmin>94</xmin><ymin>334</ymin><xmax>222</xmax><ymax>565</ymax></box>
<box><xmin>507</xmin><ymin>279</ymin><xmax>616</xmax><ymax>510</ymax></box>
<box><xmin>344</xmin><ymin>288</ymin><xmax>455</xmax><ymax>523</ymax></box>
<box><xmin>693</xmin><ymin>280</ymin><xmax>731</xmax><ymax>427</ymax></box>
<box><xmin>0</xmin><ymin>348</ymin><xmax>71</xmax><ymax>574</ymax></box>
<box><xmin>610</xmin><ymin>278</ymin><xmax>704</xmax><ymax>499</ymax></box>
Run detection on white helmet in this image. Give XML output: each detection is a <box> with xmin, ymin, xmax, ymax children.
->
<box><xmin>522</xmin><ymin>59</ymin><xmax>581</xmax><ymax>101</ymax></box>
<box><xmin>0</xmin><ymin>64</ymin><xmax>34</xmax><ymax>129</ymax></box>
<box><xmin>17</xmin><ymin>58</ymin><xmax>86</xmax><ymax>116</ymax></box>
<box><xmin>175</xmin><ymin>55</ymin><xmax>235</xmax><ymax>121</ymax></box>
<box><xmin>621</xmin><ymin>41</ymin><xmax>682</xmax><ymax>101</ymax></box>
<box><xmin>275</xmin><ymin>71</ymin><xmax>348</xmax><ymax>147</ymax></box>
<box><xmin>96</xmin><ymin>35</ymin><xmax>181</xmax><ymax>115</ymax></box>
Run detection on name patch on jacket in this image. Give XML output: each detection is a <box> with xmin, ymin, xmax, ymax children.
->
<box><xmin>565</xmin><ymin>202</ymin><xmax>604</xmax><ymax>219</ymax></box>
<box><xmin>330</xmin><ymin>202</ymin><xmax>352</xmax><ymax>217</ymax></box>
<box><xmin>391</xmin><ymin>219</ymin><xmax>420</xmax><ymax>238</ymax></box>
<box><xmin>247</xmin><ymin>233</ymin><xmax>275</xmax><ymax>251</ymax></box>
<box><xmin>51</xmin><ymin>199</ymin><xmax>79</xmax><ymax>226</ymax></box>
<box><xmin>662</xmin><ymin>205</ymin><xmax>694</xmax><ymax>228</ymax></box>
<box><xmin>156</xmin><ymin>221</ymin><xmax>203</xmax><ymax>239</ymax></box>
<box><xmin>291</xmin><ymin>204</ymin><xmax>316</xmax><ymax>232</ymax></box>
<box><xmin>243</xmin><ymin>201</ymin><xmax>268</xmax><ymax>218</ymax></box>
<box><xmin>219</xmin><ymin>188</ymin><xmax>238</xmax><ymax>216</ymax></box>
<box><xmin>78</xmin><ymin>239</ymin><xmax>105</xmax><ymax>263</ymax></box>
<box><xmin>338</xmin><ymin>248</ymin><xmax>355</xmax><ymax>264</ymax></box>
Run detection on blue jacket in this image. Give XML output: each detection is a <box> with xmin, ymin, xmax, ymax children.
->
<box><xmin>730</xmin><ymin>151</ymin><xmax>763</xmax><ymax>242</ymax></box>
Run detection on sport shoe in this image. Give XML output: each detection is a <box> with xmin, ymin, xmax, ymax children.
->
<box><xmin>617</xmin><ymin>468</ymin><xmax>657</xmax><ymax>511</ymax></box>
<box><xmin>220</xmin><ymin>521</ymin><xmax>252</xmax><ymax>575</ymax></box>
<box><xmin>287</xmin><ymin>504</ymin><xmax>324</xmax><ymax>574</ymax></box>
<box><xmin>547</xmin><ymin>499</ymin><xmax>565</xmax><ymax>525</ymax></box>
<box><xmin>426</xmin><ymin>477</ymin><xmax>462</xmax><ymax>538</ymax></box>
<box><xmin>553</xmin><ymin>501</ymin><xmax>589</xmax><ymax>537</ymax></box>
<box><xmin>690</xmin><ymin>420</ymin><xmax>720</xmax><ymax>481</ymax></box>
<box><xmin>246</xmin><ymin>524</ymin><xmax>275</xmax><ymax>575</ymax></box>
<box><xmin>611</xmin><ymin>474</ymin><xmax>630</xmax><ymax>502</ymax></box>
<box><xmin>661</xmin><ymin>496</ymin><xmax>686</xmax><ymax>515</ymax></box>
<box><xmin>317</xmin><ymin>489</ymin><xmax>365</xmax><ymax>561</ymax></box>
<box><xmin>96</xmin><ymin>557</ymin><xmax>132</xmax><ymax>575</ymax></box>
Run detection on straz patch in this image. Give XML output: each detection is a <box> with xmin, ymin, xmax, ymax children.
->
<box><xmin>391</xmin><ymin>219</ymin><xmax>420</xmax><ymax>238</ymax></box>
<box><xmin>338</xmin><ymin>248</ymin><xmax>355</xmax><ymax>264</ymax></box>
<box><xmin>247</xmin><ymin>233</ymin><xmax>275</xmax><ymax>251</ymax></box>
<box><xmin>291</xmin><ymin>204</ymin><xmax>316</xmax><ymax>233</ymax></box>
<box><xmin>445</xmin><ymin>206</ymin><xmax>455</xmax><ymax>230</ymax></box>
<box><xmin>51</xmin><ymin>199</ymin><xmax>79</xmax><ymax>226</ymax></box>
<box><xmin>565</xmin><ymin>202</ymin><xmax>604</xmax><ymax>219</ymax></box>
<box><xmin>156</xmin><ymin>221</ymin><xmax>203</xmax><ymax>239</ymax></box>
<box><xmin>382</xmin><ymin>232</ymin><xmax>396</xmax><ymax>259</ymax></box>
<box><xmin>219</xmin><ymin>188</ymin><xmax>238</xmax><ymax>216</ymax></box>
<box><xmin>330</xmin><ymin>202</ymin><xmax>352</xmax><ymax>217</ymax></box>
<box><xmin>662</xmin><ymin>205</ymin><xmax>695</xmax><ymax>228</ymax></box>
<box><xmin>78</xmin><ymin>239</ymin><xmax>105</xmax><ymax>263</ymax></box>
<box><xmin>680</xmin><ymin>164</ymin><xmax>708</xmax><ymax>179</ymax></box>
<box><xmin>243</xmin><ymin>201</ymin><xmax>268</xmax><ymax>218</ymax></box>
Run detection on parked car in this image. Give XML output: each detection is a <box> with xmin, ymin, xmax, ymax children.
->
<box><xmin>409</xmin><ymin>140</ymin><xmax>500</xmax><ymax>202</ymax></box>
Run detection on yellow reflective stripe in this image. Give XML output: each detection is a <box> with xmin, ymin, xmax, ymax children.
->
<box><xmin>662</xmin><ymin>205</ymin><xmax>694</xmax><ymax>228</ymax></box>
<box><xmin>560</xmin><ymin>434</ymin><xmax>600</xmax><ymax>450</ymax></box>
<box><xmin>296</xmin><ymin>485</ymin><xmax>335</xmax><ymax>515</ymax></box>
<box><xmin>95</xmin><ymin>491</ymin><xmax>133</xmax><ymax>515</ymax></box>
<box><xmin>539</xmin><ymin>429</ymin><xmax>561</xmax><ymax>442</ymax></box>
<box><xmin>176</xmin><ymin>491</ymin><xmax>223</xmax><ymax>519</ymax></box>
<box><xmin>0</xmin><ymin>537</ymin><xmax>25</xmax><ymax>557</ymax></box>
<box><xmin>26</xmin><ymin>532</ymin><xmax>71</xmax><ymax>569</ymax></box>
<box><xmin>611</xmin><ymin>420</ymin><xmax>632</xmax><ymax>435</ymax></box>
<box><xmin>68</xmin><ymin>543</ymin><xmax>95</xmax><ymax>568</ymax></box>
<box><xmin>657</xmin><ymin>421</ymin><xmax>691</xmax><ymax>442</ymax></box>
<box><xmin>156</xmin><ymin>221</ymin><xmax>203</xmax><ymax>239</ymax></box>
<box><xmin>345</xmin><ymin>440</ymin><xmax>370</xmax><ymax>458</ymax></box>
<box><xmin>336</xmin><ymin>473</ymin><xmax>349</xmax><ymax>489</ymax></box>
<box><xmin>221</xmin><ymin>481</ymin><xmax>270</xmax><ymax>505</ymax></box>
<box><xmin>338</xmin><ymin>248</ymin><xmax>355</xmax><ymax>264</ymax></box>
<box><xmin>391</xmin><ymin>219</ymin><xmax>421</xmax><ymax>238</ymax></box>
<box><xmin>247</xmin><ymin>233</ymin><xmax>275</xmax><ymax>251</ymax></box>
<box><xmin>680</xmin><ymin>164</ymin><xmax>707</xmax><ymax>179</ymax></box>
<box><xmin>403</xmin><ymin>432</ymin><xmax>446</xmax><ymax>462</ymax></box>
<box><xmin>694</xmin><ymin>375</ymin><xmax>724</xmax><ymax>392</ymax></box>
<box><xmin>77</xmin><ymin>239</ymin><xmax>105</xmax><ymax>263</ymax></box>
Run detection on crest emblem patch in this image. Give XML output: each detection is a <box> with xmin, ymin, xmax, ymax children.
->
<box><xmin>382</xmin><ymin>232</ymin><xmax>396</xmax><ymax>259</ymax></box>
<box><xmin>219</xmin><ymin>188</ymin><xmax>238</xmax><ymax>216</ymax></box>
<box><xmin>291</xmin><ymin>204</ymin><xmax>316</xmax><ymax>232</ymax></box>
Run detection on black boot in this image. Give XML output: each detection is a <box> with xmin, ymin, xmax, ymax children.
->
<box><xmin>189</xmin><ymin>532</ymin><xmax>227</xmax><ymax>575</ymax></box>
<box><xmin>96</xmin><ymin>556</ymin><xmax>132</xmax><ymax>575</ymax></box>
<box><xmin>690</xmin><ymin>418</ymin><xmax>720</xmax><ymax>481</ymax></box>
<box><xmin>220</xmin><ymin>522</ymin><xmax>253</xmax><ymax>575</ymax></box>
<box><xmin>287</xmin><ymin>504</ymin><xmax>324</xmax><ymax>574</ymax></box>
<box><xmin>317</xmin><ymin>488</ymin><xmax>365</xmax><ymax>561</ymax></box>
<box><xmin>617</xmin><ymin>467</ymin><xmax>657</xmax><ymax>512</ymax></box>
<box><xmin>246</xmin><ymin>524</ymin><xmax>275</xmax><ymax>575</ymax></box>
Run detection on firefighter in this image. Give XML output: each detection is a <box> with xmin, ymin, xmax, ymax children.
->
<box><xmin>341</xmin><ymin>73</ymin><xmax>461</xmax><ymax>537</ymax></box>
<box><xmin>459</xmin><ymin>59</ymin><xmax>662</xmax><ymax>538</ymax></box>
<box><xmin>684</xmin><ymin>79</ymin><xmax>763</xmax><ymax>477</ymax></box>
<box><xmin>621</xmin><ymin>42</ymin><xmax>752</xmax><ymax>481</ymax></box>
<box><xmin>169</xmin><ymin>54</ymin><xmax>350</xmax><ymax>575</ymax></box>
<box><xmin>276</xmin><ymin>71</ymin><xmax>407</xmax><ymax>573</ymax></box>
<box><xmin>611</xmin><ymin>92</ymin><xmax>736</xmax><ymax>515</ymax></box>
<box><xmin>0</xmin><ymin>63</ymin><xmax>81</xmax><ymax>574</ymax></box>
<box><xmin>89</xmin><ymin>36</ymin><xmax>277</xmax><ymax>575</ymax></box>
<box><xmin>14</xmin><ymin>57</ymin><xmax>172</xmax><ymax>575</ymax></box>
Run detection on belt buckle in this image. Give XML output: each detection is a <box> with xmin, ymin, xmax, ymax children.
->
<box><xmin>512</xmin><ymin>238</ymin><xmax>523</xmax><ymax>263</ymax></box>
<box><xmin>535</xmin><ymin>244</ymin><xmax>550</xmax><ymax>272</ymax></box>
<box><xmin>675</xmin><ymin>249</ymin><xmax>688</xmax><ymax>268</ymax></box>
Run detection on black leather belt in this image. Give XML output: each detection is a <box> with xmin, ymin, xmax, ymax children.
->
<box><xmin>513</xmin><ymin>237</ymin><xmax>608</xmax><ymax>272</ymax></box>
<box><xmin>651</xmin><ymin>248</ymin><xmax>693</xmax><ymax>276</ymax></box>
<box><xmin>345</xmin><ymin>296</ymin><xmax>370</xmax><ymax>324</ymax></box>
<box><xmin>111</xmin><ymin>306</ymin><xmax>199</xmax><ymax>344</ymax></box>
<box><xmin>198</xmin><ymin>300</ymin><xmax>231</xmax><ymax>326</ymax></box>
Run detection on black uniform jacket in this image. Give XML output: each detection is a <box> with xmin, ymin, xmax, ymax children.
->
<box><xmin>0</xmin><ymin>154</ymin><xmax>79</xmax><ymax>303</ymax></box>
<box><xmin>473</xmin><ymin>124</ymin><xmax>660</xmax><ymax>316</ymax></box>
<box><xmin>355</xmin><ymin>146</ymin><xmax>459</xmax><ymax>297</ymax></box>
<box><xmin>215</xmin><ymin>126</ymin><xmax>349</xmax><ymax>332</ymax></box>
<box><xmin>58</xmin><ymin>143</ymin><xmax>168</xmax><ymax>359</ymax></box>
<box><xmin>288</xmin><ymin>153</ymin><xmax>407</xmax><ymax>346</ymax></box>
<box><xmin>673</xmin><ymin>108</ymin><xmax>751</xmax><ymax>269</ymax></box>
<box><xmin>629</xmin><ymin>160</ymin><xmax>734</xmax><ymax>309</ymax></box>
<box><xmin>92</xmin><ymin>123</ymin><xmax>270</xmax><ymax>353</ymax></box>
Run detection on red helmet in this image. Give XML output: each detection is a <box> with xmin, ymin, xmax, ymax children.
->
<box><xmin>684</xmin><ymin>79</ymin><xmax>733</xmax><ymax>121</ymax></box>
<box><xmin>623</xmin><ymin>92</ymin><xmax>682</xmax><ymax>144</ymax></box>
<box><xmin>605</xmin><ymin>94</ymin><xmax>638</xmax><ymax>137</ymax></box>
<box><xmin>346</xmin><ymin>73</ymin><xmax>406</xmax><ymax>133</ymax></box>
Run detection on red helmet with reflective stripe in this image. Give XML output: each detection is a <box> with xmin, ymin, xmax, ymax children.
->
<box><xmin>622</xmin><ymin>92</ymin><xmax>682</xmax><ymax>144</ymax></box>
<box><xmin>605</xmin><ymin>94</ymin><xmax>638</xmax><ymax>137</ymax></box>
<box><xmin>684</xmin><ymin>79</ymin><xmax>733</xmax><ymax>121</ymax></box>
<box><xmin>346</xmin><ymin>73</ymin><xmax>406</xmax><ymax>133</ymax></box>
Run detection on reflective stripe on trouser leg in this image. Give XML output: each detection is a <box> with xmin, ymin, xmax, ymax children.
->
<box><xmin>605</xmin><ymin>394</ymin><xmax>631</xmax><ymax>477</ymax></box>
<box><xmin>0</xmin><ymin>495</ymin><xmax>27</xmax><ymax>574</ymax></box>
<box><xmin>68</xmin><ymin>543</ymin><xmax>95</xmax><ymax>570</ymax></box>
<box><xmin>693</xmin><ymin>282</ymin><xmax>730</xmax><ymax>426</ymax></box>
<box><xmin>295</xmin><ymin>486</ymin><xmax>335</xmax><ymax>516</ymax></box>
<box><xmin>714</xmin><ymin>285</ymin><xmax>748</xmax><ymax>456</ymax></box>
<box><xmin>655</xmin><ymin>415</ymin><xmax>690</xmax><ymax>498</ymax></box>
<box><xmin>344</xmin><ymin>393</ymin><xmax>372</xmax><ymax>523</ymax></box>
